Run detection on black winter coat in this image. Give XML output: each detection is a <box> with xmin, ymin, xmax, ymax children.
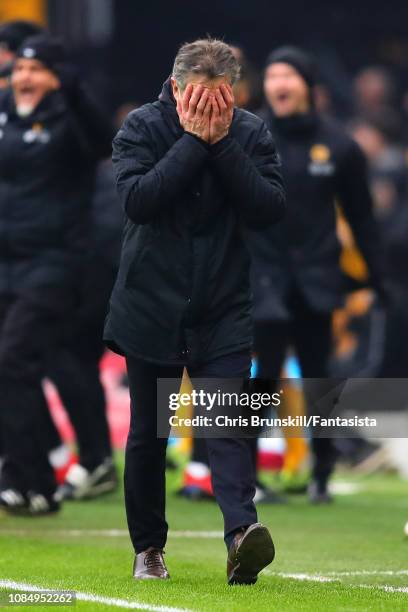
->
<box><xmin>250</xmin><ymin>109</ymin><xmax>383</xmax><ymax>320</ymax></box>
<box><xmin>104</xmin><ymin>79</ymin><xmax>285</xmax><ymax>365</ymax></box>
<box><xmin>0</xmin><ymin>85</ymin><xmax>113</xmax><ymax>294</ymax></box>
<box><xmin>90</xmin><ymin>159</ymin><xmax>123</xmax><ymax>271</ymax></box>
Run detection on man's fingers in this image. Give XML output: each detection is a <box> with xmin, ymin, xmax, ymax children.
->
<box><xmin>195</xmin><ymin>89</ymin><xmax>210</xmax><ymax>115</ymax></box>
<box><xmin>203</xmin><ymin>96</ymin><xmax>212</xmax><ymax>116</ymax></box>
<box><xmin>188</xmin><ymin>85</ymin><xmax>205</xmax><ymax>115</ymax></box>
<box><xmin>220</xmin><ymin>84</ymin><xmax>234</xmax><ymax>108</ymax></box>
<box><xmin>211</xmin><ymin>97</ymin><xmax>220</xmax><ymax>114</ymax></box>
<box><xmin>224</xmin><ymin>83</ymin><xmax>234</xmax><ymax>98</ymax></box>
<box><xmin>214</xmin><ymin>89</ymin><xmax>227</xmax><ymax>112</ymax></box>
<box><xmin>221</xmin><ymin>83</ymin><xmax>234</xmax><ymax>105</ymax></box>
<box><xmin>181</xmin><ymin>83</ymin><xmax>193</xmax><ymax>114</ymax></box>
<box><xmin>176</xmin><ymin>96</ymin><xmax>182</xmax><ymax>116</ymax></box>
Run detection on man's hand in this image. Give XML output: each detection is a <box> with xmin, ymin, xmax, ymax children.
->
<box><xmin>176</xmin><ymin>83</ymin><xmax>212</xmax><ymax>143</ymax></box>
<box><xmin>210</xmin><ymin>84</ymin><xmax>234</xmax><ymax>145</ymax></box>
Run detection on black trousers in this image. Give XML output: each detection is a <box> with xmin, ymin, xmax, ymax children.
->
<box><xmin>46</xmin><ymin>316</ymin><xmax>111</xmax><ymax>471</ymax></box>
<box><xmin>125</xmin><ymin>350</ymin><xmax>257</xmax><ymax>553</ymax></box>
<box><xmin>253</xmin><ymin>292</ymin><xmax>337</xmax><ymax>484</ymax></box>
<box><xmin>47</xmin><ymin>342</ymin><xmax>111</xmax><ymax>471</ymax></box>
<box><xmin>45</xmin><ymin>258</ymin><xmax>115</xmax><ymax>470</ymax></box>
<box><xmin>0</xmin><ymin>289</ymin><xmax>72</xmax><ymax>496</ymax></box>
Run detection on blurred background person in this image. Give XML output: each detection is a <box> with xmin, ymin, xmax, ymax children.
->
<box><xmin>0</xmin><ymin>19</ymin><xmax>43</xmax><ymax>85</ymax></box>
<box><xmin>250</xmin><ymin>46</ymin><xmax>385</xmax><ymax>503</ymax></box>
<box><xmin>353</xmin><ymin>67</ymin><xmax>398</xmax><ymax>121</ymax></box>
<box><xmin>350</xmin><ymin>114</ymin><xmax>406</xmax><ymax>180</ymax></box>
<box><xmin>0</xmin><ymin>18</ymin><xmax>49</xmax><ymax>476</ymax></box>
<box><xmin>0</xmin><ymin>17</ymin><xmax>76</xmax><ymax>495</ymax></box>
<box><xmin>0</xmin><ymin>20</ymin><xmax>120</xmax><ymax>498</ymax></box>
<box><xmin>230</xmin><ymin>44</ymin><xmax>262</xmax><ymax>111</ymax></box>
<box><xmin>351</xmin><ymin>116</ymin><xmax>408</xmax><ymax>378</ymax></box>
<box><xmin>0</xmin><ymin>33</ymin><xmax>113</xmax><ymax>515</ymax></box>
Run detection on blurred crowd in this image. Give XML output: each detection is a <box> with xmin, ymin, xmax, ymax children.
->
<box><xmin>0</xmin><ymin>19</ymin><xmax>407</xmax><ymax>515</ymax></box>
<box><xmin>231</xmin><ymin>45</ymin><xmax>408</xmax><ymax>378</ymax></box>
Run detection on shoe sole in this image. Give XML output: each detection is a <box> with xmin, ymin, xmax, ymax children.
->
<box><xmin>71</xmin><ymin>480</ymin><xmax>118</xmax><ymax>500</ymax></box>
<box><xmin>70</xmin><ymin>463</ymin><xmax>118</xmax><ymax>500</ymax></box>
<box><xmin>133</xmin><ymin>573</ymin><xmax>170</xmax><ymax>580</ymax></box>
<box><xmin>228</xmin><ymin>523</ymin><xmax>275</xmax><ymax>585</ymax></box>
<box><xmin>57</xmin><ymin>479</ymin><xmax>118</xmax><ymax>502</ymax></box>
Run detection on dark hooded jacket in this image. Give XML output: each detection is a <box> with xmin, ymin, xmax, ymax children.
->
<box><xmin>104</xmin><ymin>78</ymin><xmax>285</xmax><ymax>365</ymax></box>
<box><xmin>250</xmin><ymin>107</ymin><xmax>384</xmax><ymax>320</ymax></box>
<box><xmin>0</xmin><ymin>85</ymin><xmax>113</xmax><ymax>294</ymax></box>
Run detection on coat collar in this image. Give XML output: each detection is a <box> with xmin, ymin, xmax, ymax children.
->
<box><xmin>157</xmin><ymin>76</ymin><xmax>183</xmax><ymax>137</ymax></box>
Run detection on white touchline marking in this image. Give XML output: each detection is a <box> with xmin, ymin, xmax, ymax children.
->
<box><xmin>268</xmin><ymin>572</ymin><xmax>336</xmax><ymax>583</ymax></box>
<box><xmin>0</xmin><ymin>580</ymin><xmax>193</xmax><ymax>612</ymax></box>
<box><xmin>1</xmin><ymin>575</ymin><xmax>407</xmax><ymax>607</ymax></box>
<box><xmin>325</xmin><ymin>570</ymin><xmax>408</xmax><ymax>577</ymax></box>
<box><xmin>266</xmin><ymin>569</ymin><xmax>408</xmax><ymax>579</ymax></box>
<box><xmin>265</xmin><ymin>571</ymin><xmax>408</xmax><ymax>594</ymax></box>
<box><xmin>270</xmin><ymin>569</ymin><xmax>408</xmax><ymax>578</ymax></box>
<box><xmin>355</xmin><ymin>583</ymin><xmax>408</xmax><ymax>595</ymax></box>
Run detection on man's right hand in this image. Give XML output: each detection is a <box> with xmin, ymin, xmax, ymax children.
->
<box><xmin>176</xmin><ymin>84</ymin><xmax>212</xmax><ymax>143</ymax></box>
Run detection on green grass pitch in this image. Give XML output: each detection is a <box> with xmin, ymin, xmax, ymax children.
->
<box><xmin>1</xmin><ymin>455</ymin><xmax>408</xmax><ymax>611</ymax></box>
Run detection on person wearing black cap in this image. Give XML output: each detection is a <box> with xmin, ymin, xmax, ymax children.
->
<box><xmin>0</xmin><ymin>20</ymin><xmax>75</xmax><ymax>488</ymax></box>
<box><xmin>0</xmin><ymin>34</ymin><xmax>114</xmax><ymax>515</ymax></box>
<box><xmin>250</xmin><ymin>46</ymin><xmax>385</xmax><ymax>502</ymax></box>
<box><xmin>0</xmin><ymin>24</ymin><xmax>119</xmax><ymax>499</ymax></box>
<box><xmin>0</xmin><ymin>20</ymin><xmax>43</xmax><ymax>84</ymax></box>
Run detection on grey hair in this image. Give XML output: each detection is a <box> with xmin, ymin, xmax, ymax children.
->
<box><xmin>172</xmin><ymin>38</ymin><xmax>240</xmax><ymax>89</ymax></box>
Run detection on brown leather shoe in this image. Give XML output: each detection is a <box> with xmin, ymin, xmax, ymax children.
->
<box><xmin>227</xmin><ymin>523</ymin><xmax>275</xmax><ymax>585</ymax></box>
<box><xmin>133</xmin><ymin>547</ymin><xmax>170</xmax><ymax>580</ymax></box>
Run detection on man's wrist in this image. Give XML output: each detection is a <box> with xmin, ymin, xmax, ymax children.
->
<box><xmin>184</xmin><ymin>131</ymin><xmax>211</xmax><ymax>149</ymax></box>
<box><xmin>211</xmin><ymin>131</ymin><xmax>229</xmax><ymax>145</ymax></box>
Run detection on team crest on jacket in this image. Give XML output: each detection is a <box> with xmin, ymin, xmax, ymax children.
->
<box><xmin>23</xmin><ymin>122</ymin><xmax>51</xmax><ymax>144</ymax></box>
<box><xmin>308</xmin><ymin>143</ymin><xmax>335</xmax><ymax>176</ymax></box>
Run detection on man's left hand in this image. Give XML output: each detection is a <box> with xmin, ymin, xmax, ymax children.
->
<box><xmin>209</xmin><ymin>84</ymin><xmax>234</xmax><ymax>145</ymax></box>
